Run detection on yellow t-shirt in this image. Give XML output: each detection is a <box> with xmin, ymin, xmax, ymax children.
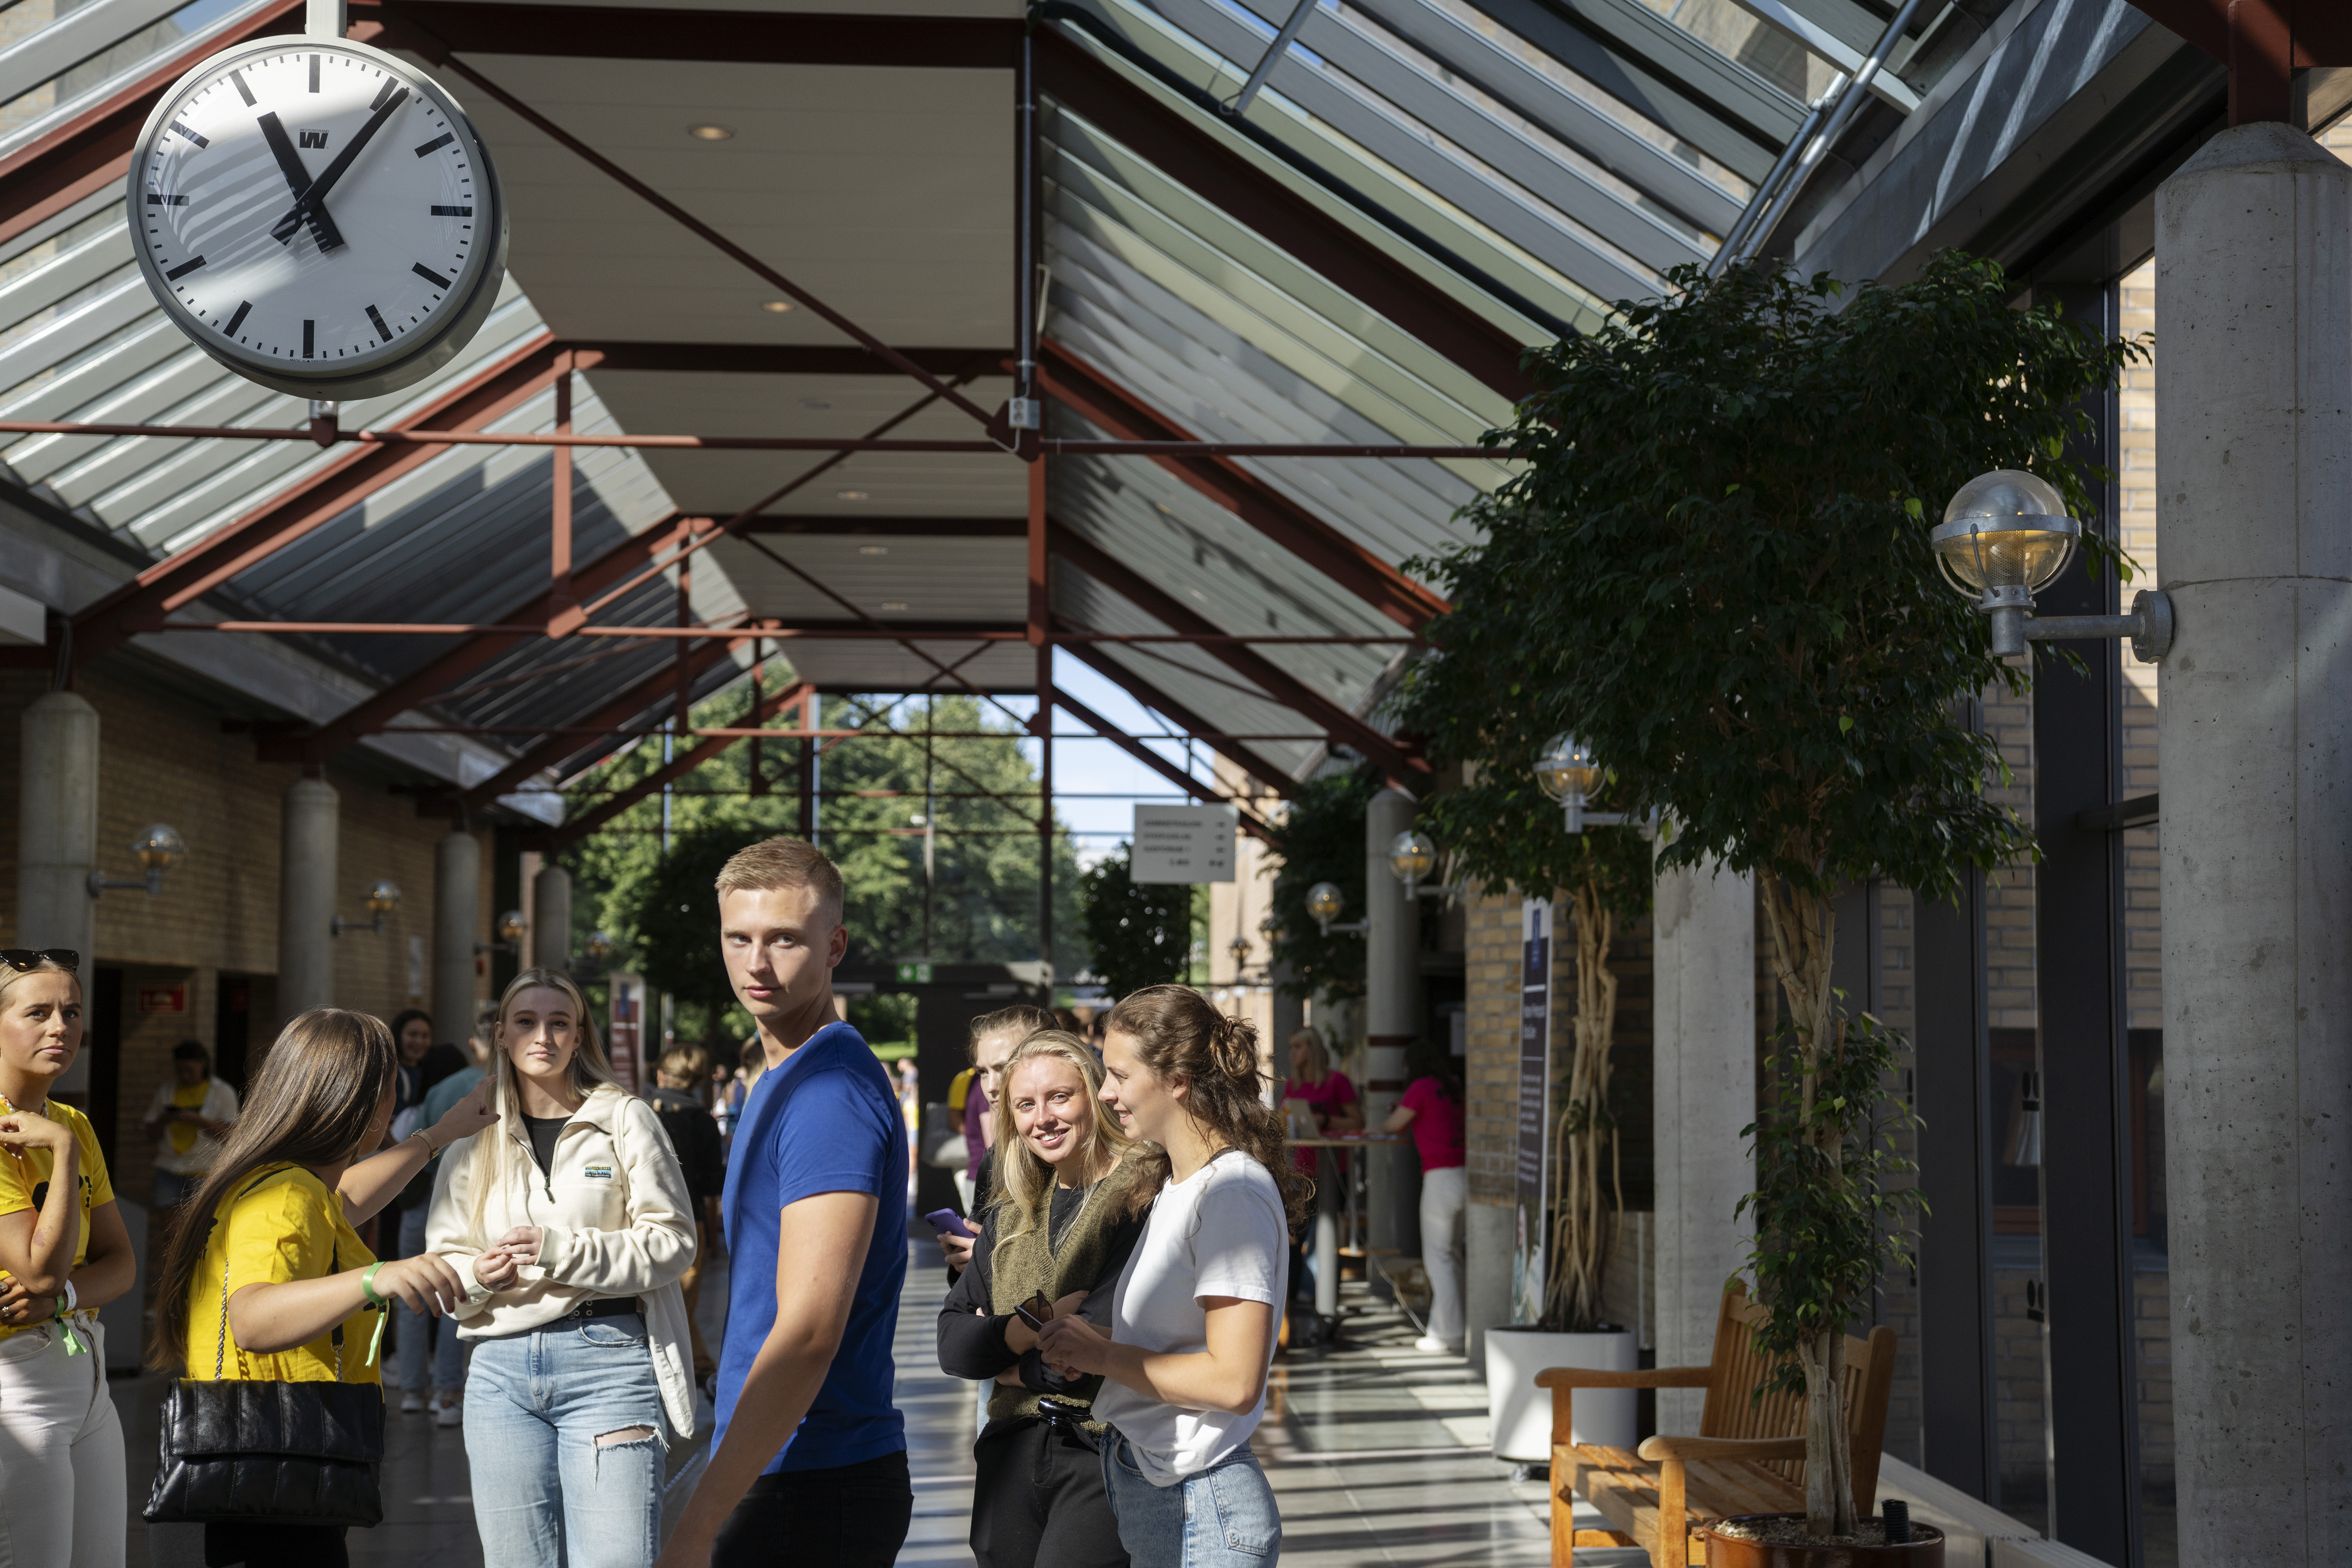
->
<box><xmin>0</xmin><ymin>1099</ymin><xmax>114</xmax><ymax>1341</ymax></box>
<box><xmin>169</xmin><ymin>1081</ymin><xmax>209</xmax><ymax>1157</ymax></box>
<box><xmin>183</xmin><ymin>1163</ymin><xmax>381</xmax><ymax>1385</ymax></box>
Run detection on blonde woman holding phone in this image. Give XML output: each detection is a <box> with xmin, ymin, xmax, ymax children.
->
<box><xmin>426</xmin><ymin>967</ymin><xmax>698</xmax><ymax>1568</ymax></box>
<box><xmin>936</xmin><ymin>1030</ymin><xmax>1150</xmax><ymax>1568</ymax></box>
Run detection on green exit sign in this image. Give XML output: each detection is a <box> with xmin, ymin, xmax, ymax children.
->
<box><xmin>895</xmin><ymin>961</ymin><xmax>934</xmax><ymax>984</ymax></box>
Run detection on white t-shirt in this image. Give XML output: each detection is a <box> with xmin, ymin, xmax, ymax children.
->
<box><xmin>1093</xmin><ymin>1149</ymin><xmax>1288</xmax><ymax>1485</ymax></box>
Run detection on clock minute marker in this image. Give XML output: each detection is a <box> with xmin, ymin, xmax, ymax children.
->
<box><xmin>229</xmin><ymin>69</ymin><xmax>254</xmax><ymax>106</ymax></box>
<box><xmin>303</xmin><ymin>320</ymin><xmax>314</xmax><ymax>358</ymax></box>
<box><xmin>431</xmin><ymin>205</ymin><xmax>471</xmax><ymax>216</ymax></box>
<box><xmin>168</xmin><ymin>120</ymin><xmax>208</xmax><ymax>148</ymax></box>
<box><xmin>411</xmin><ymin>263</ymin><xmax>452</xmax><ymax>290</ymax></box>
<box><xmin>225</xmin><ymin>301</ymin><xmax>251</xmax><ymax>336</ymax></box>
<box><xmin>366</xmin><ymin>305</ymin><xmax>392</xmax><ymax>342</ymax></box>
<box><xmin>146</xmin><ymin>194</ymin><xmax>187</xmax><ymax>206</ymax></box>
<box><xmin>414</xmin><ymin>131</ymin><xmax>454</xmax><ymax>158</ymax></box>
<box><xmin>164</xmin><ymin>256</ymin><xmax>205</xmax><ymax>280</ymax></box>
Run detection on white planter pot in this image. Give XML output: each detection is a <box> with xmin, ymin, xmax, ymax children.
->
<box><xmin>1485</xmin><ymin>1326</ymin><xmax>1637</xmax><ymax>1462</ymax></box>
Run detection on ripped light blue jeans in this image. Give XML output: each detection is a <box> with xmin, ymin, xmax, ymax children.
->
<box><xmin>1101</xmin><ymin>1432</ymin><xmax>1281</xmax><ymax>1567</ymax></box>
<box><xmin>463</xmin><ymin>1312</ymin><xmax>665</xmax><ymax>1568</ymax></box>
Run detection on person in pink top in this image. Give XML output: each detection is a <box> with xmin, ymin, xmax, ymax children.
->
<box><xmin>1280</xmin><ymin>1030</ymin><xmax>1359</xmax><ymax>1315</ymax></box>
<box><xmin>1383</xmin><ymin>1041</ymin><xmax>1466</xmax><ymax>1353</ymax></box>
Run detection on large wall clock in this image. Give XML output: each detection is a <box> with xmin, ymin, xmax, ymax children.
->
<box><xmin>127</xmin><ymin>34</ymin><xmax>508</xmax><ymax>401</ymax></box>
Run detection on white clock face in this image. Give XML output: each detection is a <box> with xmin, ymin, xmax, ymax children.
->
<box><xmin>130</xmin><ymin>37</ymin><xmax>505</xmax><ymax>397</ymax></box>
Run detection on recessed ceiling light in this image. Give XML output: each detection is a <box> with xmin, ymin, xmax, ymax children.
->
<box><xmin>879</xmin><ymin>601</ymin><xmax>909</xmax><ymax>611</ymax></box>
<box><xmin>836</xmin><ymin>490</ymin><xmax>869</xmax><ymax>501</ymax></box>
<box><xmin>761</xmin><ymin>300</ymin><xmax>793</xmax><ymax>313</ymax></box>
<box><xmin>689</xmin><ymin>124</ymin><xmax>734</xmax><ymax>141</ymax></box>
<box><xmin>858</xmin><ymin>544</ymin><xmax>889</xmax><ymax>555</ymax></box>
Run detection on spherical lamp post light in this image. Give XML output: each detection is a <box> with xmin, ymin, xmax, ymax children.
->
<box><xmin>1930</xmin><ymin>468</ymin><xmax>2173</xmax><ymax>662</ymax></box>
<box><xmin>89</xmin><ymin>822</ymin><xmax>188</xmax><ymax>897</ymax></box>
<box><xmin>1387</xmin><ymin>830</ymin><xmax>1437</xmax><ymax>900</ymax></box>
<box><xmin>1304</xmin><ymin>881</ymin><xmax>1366</xmax><ymax>939</ymax></box>
<box><xmin>333</xmin><ymin>880</ymin><xmax>403</xmax><ymax>936</ymax></box>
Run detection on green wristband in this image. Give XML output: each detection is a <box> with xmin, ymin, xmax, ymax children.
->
<box><xmin>360</xmin><ymin>1261</ymin><xmax>387</xmax><ymax>1309</ymax></box>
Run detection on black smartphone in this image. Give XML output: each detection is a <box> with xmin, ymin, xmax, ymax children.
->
<box><xmin>1014</xmin><ymin>1290</ymin><xmax>1052</xmax><ymax>1330</ymax></box>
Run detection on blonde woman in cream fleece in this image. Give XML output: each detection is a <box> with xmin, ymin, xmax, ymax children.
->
<box><xmin>425</xmin><ymin>967</ymin><xmax>697</xmax><ymax>1568</ymax></box>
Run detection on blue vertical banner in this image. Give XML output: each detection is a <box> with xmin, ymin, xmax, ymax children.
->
<box><xmin>1513</xmin><ymin>897</ymin><xmax>1552</xmax><ymax>1326</ymax></box>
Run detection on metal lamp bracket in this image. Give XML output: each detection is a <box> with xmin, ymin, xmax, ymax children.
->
<box><xmin>87</xmin><ymin>867</ymin><xmax>165</xmax><ymax>898</ymax></box>
<box><xmin>1984</xmin><ymin>588</ymin><xmax>2174</xmax><ymax>663</ymax></box>
<box><xmin>1316</xmin><ymin>917</ymin><xmax>1369</xmax><ymax>939</ymax></box>
<box><xmin>330</xmin><ymin>911</ymin><xmax>388</xmax><ymax>937</ymax></box>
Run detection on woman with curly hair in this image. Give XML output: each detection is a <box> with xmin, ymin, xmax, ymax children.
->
<box><xmin>1036</xmin><ymin>986</ymin><xmax>1311</xmax><ymax>1568</ymax></box>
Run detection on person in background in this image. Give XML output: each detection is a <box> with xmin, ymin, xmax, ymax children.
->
<box><xmin>650</xmin><ymin>1045</ymin><xmax>726</xmax><ymax>1383</ymax></box>
<box><xmin>937</xmin><ymin>1031</ymin><xmax>1146</xmax><ymax>1568</ymax></box>
<box><xmin>395</xmin><ymin>1002</ymin><xmax>499</xmax><ymax>1425</ymax></box>
<box><xmin>1281</xmin><ymin>1028</ymin><xmax>1357</xmax><ymax>1315</ymax></box>
<box><xmin>655</xmin><ymin>837</ymin><xmax>912</xmax><ymax>1568</ymax></box>
<box><xmin>144</xmin><ymin>1038</ymin><xmax>240</xmax><ymax>1211</ymax></box>
<box><xmin>1382</xmin><ymin>1039</ymin><xmax>1467</xmax><ymax>1354</ymax></box>
<box><xmin>388</xmin><ymin>1009</ymin><xmax>437</xmax><ymax>1132</ymax></box>
<box><xmin>150</xmin><ymin>1007</ymin><xmax>498</xmax><ymax>1568</ymax></box>
<box><xmin>710</xmin><ymin>1060</ymin><xmax>739</xmax><ymax>1142</ymax></box>
<box><xmin>0</xmin><ymin>949</ymin><xmax>137</xmax><ymax>1568</ymax></box>
<box><xmin>1035</xmin><ymin>987</ymin><xmax>1308</xmax><ymax>1568</ymax></box>
<box><xmin>430</xmin><ymin>967</ymin><xmax>699</xmax><ymax>1568</ymax></box>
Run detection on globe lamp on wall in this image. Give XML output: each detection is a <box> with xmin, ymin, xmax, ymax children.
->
<box><xmin>90</xmin><ymin>823</ymin><xmax>189</xmax><ymax>897</ymax></box>
<box><xmin>1387</xmin><ymin>830</ymin><xmax>1437</xmax><ymax>899</ymax></box>
<box><xmin>333</xmin><ymin>880</ymin><xmax>402</xmax><ymax>936</ymax></box>
<box><xmin>1931</xmin><ymin>468</ymin><xmax>2172</xmax><ymax>662</ymax></box>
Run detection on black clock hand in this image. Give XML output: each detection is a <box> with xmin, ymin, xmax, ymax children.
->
<box><xmin>271</xmin><ymin>85</ymin><xmax>410</xmax><ymax>246</ymax></box>
<box><xmin>256</xmin><ymin>111</ymin><xmax>344</xmax><ymax>251</ymax></box>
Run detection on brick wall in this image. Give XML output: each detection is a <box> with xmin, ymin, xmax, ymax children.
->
<box><xmin>1465</xmin><ymin>886</ymin><xmax>1519</xmax><ymax>1206</ymax></box>
<box><xmin>0</xmin><ymin>663</ymin><xmax>493</xmax><ymax>1202</ymax></box>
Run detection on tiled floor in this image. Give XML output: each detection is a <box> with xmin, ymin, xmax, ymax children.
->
<box><xmin>116</xmin><ymin>1234</ymin><xmax>1638</xmax><ymax>1566</ymax></box>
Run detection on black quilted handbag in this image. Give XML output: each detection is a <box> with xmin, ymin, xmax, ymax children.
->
<box><xmin>143</xmin><ymin>1173</ymin><xmax>387</xmax><ymax>1527</ymax></box>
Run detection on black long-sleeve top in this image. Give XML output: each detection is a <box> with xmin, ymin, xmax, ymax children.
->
<box><xmin>936</xmin><ymin>1183</ymin><xmax>1145</xmax><ymax>1404</ymax></box>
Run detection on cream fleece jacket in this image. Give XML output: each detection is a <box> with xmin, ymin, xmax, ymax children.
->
<box><xmin>424</xmin><ymin>1082</ymin><xmax>699</xmax><ymax>1434</ymax></box>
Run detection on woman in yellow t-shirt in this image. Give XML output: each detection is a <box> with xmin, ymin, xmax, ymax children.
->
<box><xmin>0</xmin><ymin>947</ymin><xmax>138</xmax><ymax>1568</ymax></box>
<box><xmin>150</xmin><ymin>1007</ymin><xmax>495</xmax><ymax>1568</ymax></box>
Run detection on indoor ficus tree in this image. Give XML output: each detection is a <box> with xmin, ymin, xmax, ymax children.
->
<box><xmin>1394</xmin><ymin>251</ymin><xmax>2141</xmax><ymax>1536</ymax></box>
<box><xmin>1396</xmin><ymin>749</ymin><xmax>1651</xmax><ymax>1332</ymax></box>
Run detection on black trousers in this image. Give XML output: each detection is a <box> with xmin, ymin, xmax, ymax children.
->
<box><xmin>713</xmin><ymin>1448</ymin><xmax>913</xmax><ymax>1568</ymax></box>
<box><xmin>203</xmin><ymin>1521</ymin><xmax>349</xmax><ymax>1567</ymax></box>
<box><xmin>971</xmin><ymin>1418</ymin><xmax>1130</xmax><ymax>1568</ymax></box>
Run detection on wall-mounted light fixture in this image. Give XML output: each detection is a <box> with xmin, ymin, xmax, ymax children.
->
<box><xmin>477</xmin><ymin>909</ymin><xmax>529</xmax><ymax>957</ymax></box>
<box><xmin>332</xmin><ymin>880</ymin><xmax>401</xmax><ymax>936</ymax></box>
<box><xmin>1533</xmin><ymin>735</ymin><xmax>1655</xmax><ymax>837</ymax></box>
<box><xmin>1931</xmin><ymin>469</ymin><xmax>2172</xmax><ymax>661</ymax></box>
<box><xmin>1386</xmin><ymin>830</ymin><xmax>1436</xmax><ymax>900</ymax></box>
<box><xmin>88</xmin><ymin>823</ymin><xmax>186</xmax><ymax>897</ymax></box>
<box><xmin>1305</xmin><ymin>881</ymin><xmax>1368</xmax><ymax>939</ymax></box>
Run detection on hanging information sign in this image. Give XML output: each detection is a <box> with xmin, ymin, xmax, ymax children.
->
<box><xmin>1131</xmin><ymin>804</ymin><xmax>1238</xmax><ymax>884</ymax></box>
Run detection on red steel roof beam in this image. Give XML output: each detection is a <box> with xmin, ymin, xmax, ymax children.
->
<box><xmin>1055</xmin><ymin>633</ymin><xmax>1301</xmax><ymax>800</ymax></box>
<box><xmin>552</xmin><ymin>677</ymin><xmax>814</xmax><ymax>846</ymax></box>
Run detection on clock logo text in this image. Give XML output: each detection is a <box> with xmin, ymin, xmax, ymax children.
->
<box><xmin>298</xmin><ymin>129</ymin><xmax>329</xmax><ymax>147</ymax></box>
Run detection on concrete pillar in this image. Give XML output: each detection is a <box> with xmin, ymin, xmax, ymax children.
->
<box><xmin>432</xmin><ymin>830</ymin><xmax>481</xmax><ymax>1042</ymax></box>
<box><xmin>2154</xmin><ymin>122</ymin><xmax>2352</xmax><ymax>1567</ymax></box>
<box><xmin>1650</xmin><ymin>856</ymin><xmax>1756</xmax><ymax>1433</ymax></box>
<box><xmin>18</xmin><ymin>691</ymin><xmax>98</xmax><ymax>1092</ymax></box>
<box><xmin>1364</xmin><ymin>787</ymin><xmax>1420</xmax><ymax>1265</ymax></box>
<box><xmin>531</xmin><ymin>861</ymin><xmax>572</xmax><ymax>973</ymax></box>
<box><xmin>278</xmin><ymin>776</ymin><xmax>339</xmax><ymax>1020</ymax></box>
<box><xmin>1465</xmin><ymin>1199</ymin><xmax>1515</xmax><ymax>1374</ymax></box>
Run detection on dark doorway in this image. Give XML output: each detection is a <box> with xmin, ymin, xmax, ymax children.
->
<box><xmin>214</xmin><ymin>974</ymin><xmax>256</xmax><ymax>1091</ymax></box>
<box><xmin>84</xmin><ymin>965</ymin><xmax>124</xmax><ymax>1169</ymax></box>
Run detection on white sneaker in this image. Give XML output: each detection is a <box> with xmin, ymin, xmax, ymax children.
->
<box><xmin>400</xmin><ymin>1390</ymin><xmax>425</xmax><ymax>1415</ymax></box>
<box><xmin>434</xmin><ymin>1394</ymin><xmax>461</xmax><ymax>1428</ymax></box>
<box><xmin>1414</xmin><ymin>1335</ymin><xmax>1459</xmax><ymax>1354</ymax></box>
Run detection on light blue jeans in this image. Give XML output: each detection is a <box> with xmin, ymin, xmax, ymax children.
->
<box><xmin>463</xmin><ymin>1312</ymin><xmax>666</xmax><ymax>1568</ymax></box>
<box><xmin>1101</xmin><ymin>1432</ymin><xmax>1281</xmax><ymax>1567</ymax></box>
<box><xmin>394</xmin><ymin>1206</ymin><xmax>466</xmax><ymax>1393</ymax></box>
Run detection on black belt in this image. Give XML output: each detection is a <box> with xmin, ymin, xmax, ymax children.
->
<box><xmin>564</xmin><ymin>1296</ymin><xmax>642</xmax><ymax>1321</ymax></box>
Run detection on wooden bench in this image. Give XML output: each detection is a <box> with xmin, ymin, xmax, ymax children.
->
<box><xmin>1533</xmin><ymin>1283</ymin><xmax>1895</xmax><ymax>1567</ymax></box>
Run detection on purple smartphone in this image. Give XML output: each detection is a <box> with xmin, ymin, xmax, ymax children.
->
<box><xmin>924</xmin><ymin>1208</ymin><xmax>974</xmax><ymax>1239</ymax></box>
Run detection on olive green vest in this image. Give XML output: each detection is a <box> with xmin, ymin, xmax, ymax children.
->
<box><xmin>986</xmin><ymin>1151</ymin><xmax>1143</xmax><ymax>1427</ymax></box>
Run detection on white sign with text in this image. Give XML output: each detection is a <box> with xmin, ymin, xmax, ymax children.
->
<box><xmin>1131</xmin><ymin>804</ymin><xmax>1238</xmax><ymax>883</ymax></box>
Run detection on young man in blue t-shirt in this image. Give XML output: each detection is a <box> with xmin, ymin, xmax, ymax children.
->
<box><xmin>654</xmin><ymin>837</ymin><xmax>912</xmax><ymax>1568</ymax></box>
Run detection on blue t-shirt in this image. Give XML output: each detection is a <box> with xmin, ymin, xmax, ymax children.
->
<box><xmin>714</xmin><ymin>1022</ymin><xmax>908</xmax><ymax>1473</ymax></box>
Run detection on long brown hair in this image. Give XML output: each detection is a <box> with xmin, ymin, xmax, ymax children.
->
<box><xmin>989</xmin><ymin>1031</ymin><xmax>1136</xmax><ymax>1237</ymax></box>
<box><xmin>459</xmin><ymin>967</ymin><xmax>615</xmax><ymax>1245</ymax></box>
<box><xmin>1106</xmin><ymin>985</ymin><xmax>1312</xmax><ymax>1227</ymax></box>
<box><xmin>149</xmin><ymin>1008</ymin><xmax>397</xmax><ymax>1370</ymax></box>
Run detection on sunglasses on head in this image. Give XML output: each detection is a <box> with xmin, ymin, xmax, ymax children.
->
<box><xmin>0</xmin><ymin>950</ymin><xmax>79</xmax><ymax>973</ymax></box>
